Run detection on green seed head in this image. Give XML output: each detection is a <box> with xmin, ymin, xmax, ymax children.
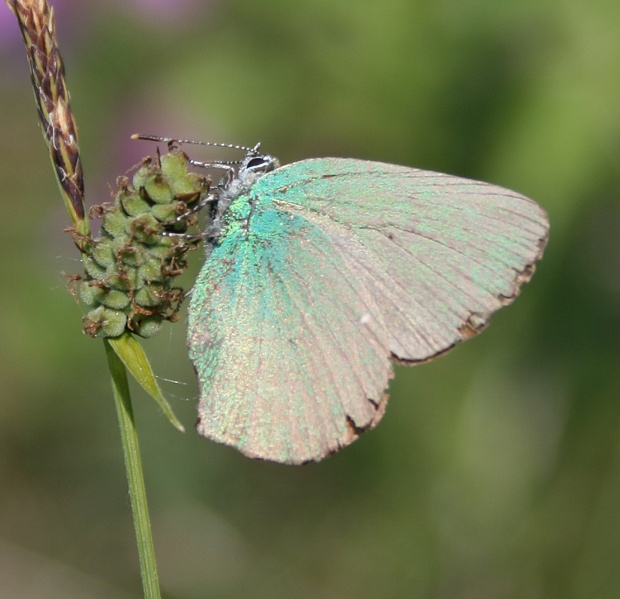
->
<box><xmin>74</xmin><ymin>149</ymin><xmax>209</xmax><ymax>338</ymax></box>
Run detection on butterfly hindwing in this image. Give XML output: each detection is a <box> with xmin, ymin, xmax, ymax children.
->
<box><xmin>188</xmin><ymin>201</ymin><xmax>394</xmax><ymax>464</ymax></box>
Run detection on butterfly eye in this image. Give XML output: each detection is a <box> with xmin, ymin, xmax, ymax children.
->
<box><xmin>246</xmin><ymin>158</ymin><xmax>267</xmax><ymax>170</ymax></box>
<box><xmin>240</xmin><ymin>152</ymin><xmax>280</xmax><ymax>176</ymax></box>
<box><xmin>245</xmin><ymin>156</ymin><xmax>277</xmax><ymax>174</ymax></box>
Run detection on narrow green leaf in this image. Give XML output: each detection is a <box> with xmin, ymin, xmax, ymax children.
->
<box><xmin>108</xmin><ymin>333</ymin><xmax>185</xmax><ymax>433</ymax></box>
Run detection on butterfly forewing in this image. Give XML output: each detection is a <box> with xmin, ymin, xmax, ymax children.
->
<box><xmin>259</xmin><ymin>158</ymin><xmax>548</xmax><ymax>360</ymax></box>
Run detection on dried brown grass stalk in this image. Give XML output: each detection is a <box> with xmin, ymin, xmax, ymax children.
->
<box><xmin>6</xmin><ymin>0</ymin><xmax>89</xmax><ymax>239</ymax></box>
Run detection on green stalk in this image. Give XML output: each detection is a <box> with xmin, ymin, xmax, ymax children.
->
<box><xmin>105</xmin><ymin>340</ymin><xmax>161</xmax><ymax>599</ymax></box>
<box><xmin>7</xmin><ymin>2</ymin><xmax>168</xmax><ymax>597</ymax></box>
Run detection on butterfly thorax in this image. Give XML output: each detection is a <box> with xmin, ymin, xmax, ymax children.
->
<box><xmin>211</xmin><ymin>148</ymin><xmax>280</xmax><ymax>234</ymax></box>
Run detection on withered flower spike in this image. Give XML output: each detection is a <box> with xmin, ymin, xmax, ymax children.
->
<box><xmin>7</xmin><ymin>0</ymin><xmax>88</xmax><ymax>235</ymax></box>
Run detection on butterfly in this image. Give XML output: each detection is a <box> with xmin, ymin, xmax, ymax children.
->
<box><xmin>139</xmin><ymin>137</ymin><xmax>549</xmax><ymax>465</ymax></box>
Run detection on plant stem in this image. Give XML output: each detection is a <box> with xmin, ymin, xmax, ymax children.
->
<box><xmin>105</xmin><ymin>340</ymin><xmax>161</xmax><ymax>599</ymax></box>
<box><xmin>8</xmin><ymin>4</ymin><xmax>170</xmax><ymax>596</ymax></box>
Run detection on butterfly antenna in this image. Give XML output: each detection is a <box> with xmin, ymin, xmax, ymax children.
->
<box><xmin>131</xmin><ymin>134</ymin><xmax>259</xmax><ymax>154</ymax></box>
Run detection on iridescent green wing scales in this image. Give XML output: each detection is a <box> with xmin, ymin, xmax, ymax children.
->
<box><xmin>188</xmin><ymin>158</ymin><xmax>549</xmax><ymax>464</ymax></box>
<box><xmin>188</xmin><ymin>200</ymin><xmax>393</xmax><ymax>464</ymax></box>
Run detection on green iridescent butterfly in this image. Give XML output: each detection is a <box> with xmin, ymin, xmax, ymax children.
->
<box><xmin>140</xmin><ymin>136</ymin><xmax>549</xmax><ymax>465</ymax></box>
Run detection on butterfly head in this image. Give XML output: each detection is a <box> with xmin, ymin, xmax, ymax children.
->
<box><xmin>129</xmin><ymin>134</ymin><xmax>281</xmax><ymax>239</ymax></box>
<box><xmin>217</xmin><ymin>144</ymin><xmax>279</xmax><ymax>205</ymax></box>
<box><xmin>237</xmin><ymin>143</ymin><xmax>280</xmax><ymax>184</ymax></box>
<box><xmin>206</xmin><ymin>144</ymin><xmax>280</xmax><ymax>237</ymax></box>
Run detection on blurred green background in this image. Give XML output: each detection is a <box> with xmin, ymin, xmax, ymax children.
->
<box><xmin>1</xmin><ymin>0</ymin><xmax>619</xmax><ymax>598</ymax></box>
